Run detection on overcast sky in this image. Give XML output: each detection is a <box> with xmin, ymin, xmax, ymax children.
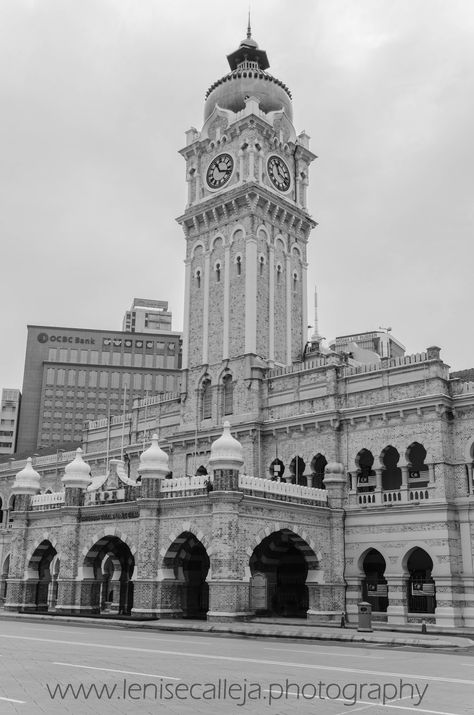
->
<box><xmin>1</xmin><ymin>0</ymin><xmax>473</xmax><ymax>391</ymax></box>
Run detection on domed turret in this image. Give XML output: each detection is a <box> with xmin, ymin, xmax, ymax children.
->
<box><xmin>204</xmin><ymin>22</ymin><xmax>292</xmax><ymax>122</ymax></box>
<box><xmin>12</xmin><ymin>458</ymin><xmax>41</xmax><ymax>495</ymax></box>
<box><xmin>138</xmin><ymin>433</ymin><xmax>169</xmax><ymax>477</ymax></box>
<box><xmin>62</xmin><ymin>448</ymin><xmax>91</xmax><ymax>490</ymax></box>
<box><xmin>209</xmin><ymin>421</ymin><xmax>244</xmax><ymax>472</ymax></box>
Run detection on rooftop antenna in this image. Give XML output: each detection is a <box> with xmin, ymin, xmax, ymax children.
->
<box><xmin>311</xmin><ymin>285</ymin><xmax>324</xmax><ymax>341</ymax></box>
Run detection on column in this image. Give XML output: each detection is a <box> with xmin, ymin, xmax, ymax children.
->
<box><xmin>182</xmin><ymin>259</ymin><xmax>192</xmax><ymax>369</ymax></box>
<box><xmin>374</xmin><ymin>467</ymin><xmax>383</xmax><ymax>504</ymax></box>
<box><xmin>202</xmin><ymin>251</ymin><xmax>210</xmax><ymax>364</ymax></box>
<box><xmin>285</xmin><ymin>252</ymin><xmax>292</xmax><ymax>365</ymax></box>
<box><xmin>268</xmin><ymin>243</ymin><xmax>275</xmax><ymax>363</ymax></box>
<box><xmin>386</xmin><ymin>574</ymin><xmax>409</xmax><ymax>625</ymax></box>
<box><xmin>244</xmin><ymin>236</ymin><xmax>257</xmax><ymax>354</ymax></box>
<box><xmin>207</xmin><ymin>492</ymin><xmax>251</xmax><ymax>621</ymax></box>
<box><xmin>434</xmin><ymin>576</ymin><xmax>464</xmax><ymax>627</ymax></box>
<box><xmin>222</xmin><ymin>243</ymin><xmax>231</xmax><ymax>360</ymax></box>
<box><xmin>400</xmin><ymin>464</ymin><xmax>409</xmax><ymax>501</ymax></box>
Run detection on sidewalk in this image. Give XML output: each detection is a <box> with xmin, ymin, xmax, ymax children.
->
<box><xmin>1</xmin><ymin>611</ymin><xmax>472</xmax><ymax>649</ymax></box>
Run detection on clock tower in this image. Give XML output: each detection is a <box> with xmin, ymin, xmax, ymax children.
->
<box><xmin>177</xmin><ymin>25</ymin><xmax>316</xmax><ymax>429</ymax></box>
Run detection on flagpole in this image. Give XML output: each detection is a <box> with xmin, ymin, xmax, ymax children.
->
<box><xmin>120</xmin><ymin>384</ymin><xmax>127</xmax><ymax>459</ymax></box>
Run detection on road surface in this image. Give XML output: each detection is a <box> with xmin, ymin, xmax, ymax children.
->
<box><xmin>0</xmin><ymin>619</ymin><xmax>473</xmax><ymax>714</ymax></box>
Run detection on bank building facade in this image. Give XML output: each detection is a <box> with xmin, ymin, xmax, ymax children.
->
<box><xmin>1</xmin><ymin>28</ymin><xmax>474</xmax><ymax>628</ymax></box>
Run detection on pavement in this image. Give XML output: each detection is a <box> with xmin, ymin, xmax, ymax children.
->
<box><xmin>0</xmin><ymin>610</ymin><xmax>472</xmax><ymax>649</ymax></box>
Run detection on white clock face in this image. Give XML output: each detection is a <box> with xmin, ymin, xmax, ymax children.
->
<box><xmin>206</xmin><ymin>153</ymin><xmax>234</xmax><ymax>189</ymax></box>
<box><xmin>267</xmin><ymin>155</ymin><xmax>291</xmax><ymax>192</ymax></box>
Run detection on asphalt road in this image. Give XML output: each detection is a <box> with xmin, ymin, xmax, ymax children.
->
<box><xmin>0</xmin><ymin>619</ymin><xmax>473</xmax><ymax>714</ymax></box>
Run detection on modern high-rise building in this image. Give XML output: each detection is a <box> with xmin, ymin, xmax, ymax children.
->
<box><xmin>122</xmin><ymin>299</ymin><xmax>172</xmax><ymax>334</ymax></box>
<box><xmin>15</xmin><ymin>324</ymin><xmax>182</xmax><ymax>454</ymax></box>
<box><xmin>0</xmin><ymin>389</ymin><xmax>21</xmax><ymax>455</ymax></box>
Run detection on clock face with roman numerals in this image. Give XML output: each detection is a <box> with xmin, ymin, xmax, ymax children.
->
<box><xmin>267</xmin><ymin>155</ymin><xmax>291</xmax><ymax>192</ymax></box>
<box><xmin>206</xmin><ymin>153</ymin><xmax>234</xmax><ymax>189</ymax></box>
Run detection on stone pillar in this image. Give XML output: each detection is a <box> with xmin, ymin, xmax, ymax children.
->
<box><xmin>400</xmin><ymin>464</ymin><xmax>410</xmax><ymax>501</ymax></box>
<box><xmin>374</xmin><ymin>467</ymin><xmax>383</xmax><ymax>502</ymax></box>
<box><xmin>308</xmin><ymin>462</ymin><xmax>347</xmax><ymax>622</ymax></box>
<box><xmin>434</xmin><ymin>576</ymin><xmax>464</xmax><ymax>627</ymax></box>
<box><xmin>133</xmin><ymin>434</ymin><xmax>169</xmax><ymax>618</ymax></box>
<box><xmin>4</xmin><ymin>459</ymin><xmax>41</xmax><ymax>612</ymax></box>
<box><xmin>345</xmin><ymin>576</ymin><xmax>364</xmax><ymax>623</ymax></box>
<box><xmin>206</xmin><ymin>423</ymin><xmax>250</xmax><ymax>622</ymax></box>
<box><xmin>386</xmin><ymin>574</ymin><xmax>409</xmax><ymax>625</ymax></box>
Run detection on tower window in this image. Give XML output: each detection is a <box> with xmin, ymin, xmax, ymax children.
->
<box><xmin>196</xmin><ymin>269</ymin><xmax>201</xmax><ymax>288</ymax></box>
<box><xmin>276</xmin><ymin>264</ymin><xmax>282</xmax><ymax>284</ymax></box>
<box><xmin>215</xmin><ymin>262</ymin><xmax>221</xmax><ymax>282</ymax></box>
<box><xmin>201</xmin><ymin>379</ymin><xmax>212</xmax><ymax>420</ymax></box>
<box><xmin>236</xmin><ymin>255</ymin><xmax>242</xmax><ymax>276</ymax></box>
<box><xmin>222</xmin><ymin>374</ymin><xmax>234</xmax><ymax>415</ymax></box>
<box><xmin>293</xmin><ymin>272</ymin><xmax>298</xmax><ymax>291</ymax></box>
<box><xmin>259</xmin><ymin>255</ymin><xmax>265</xmax><ymax>276</ymax></box>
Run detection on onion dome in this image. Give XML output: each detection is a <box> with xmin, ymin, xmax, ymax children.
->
<box><xmin>209</xmin><ymin>421</ymin><xmax>244</xmax><ymax>471</ymax></box>
<box><xmin>12</xmin><ymin>457</ymin><xmax>41</xmax><ymax>495</ymax></box>
<box><xmin>138</xmin><ymin>434</ymin><xmax>169</xmax><ymax>477</ymax></box>
<box><xmin>204</xmin><ymin>23</ymin><xmax>292</xmax><ymax>122</ymax></box>
<box><xmin>62</xmin><ymin>448</ymin><xmax>91</xmax><ymax>490</ymax></box>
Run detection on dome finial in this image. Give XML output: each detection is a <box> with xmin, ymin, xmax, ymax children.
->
<box><xmin>247</xmin><ymin>8</ymin><xmax>252</xmax><ymax>40</ymax></box>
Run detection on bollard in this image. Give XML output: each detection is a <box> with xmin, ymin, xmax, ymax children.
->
<box><xmin>340</xmin><ymin>611</ymin><xmax>346</xmax><ymax>628</ymax></box>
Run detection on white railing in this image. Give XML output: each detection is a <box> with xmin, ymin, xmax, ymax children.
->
<box><xmin>239</xmin><ymin>475</ymin><xmax>328</xmax><ymax>505</ymax></box>
<box><xmin>30</xmin><ymin>492</ymin><xmax>65</xmax><ymax>510</ymax></box>
<box><xmin>160</xmin><ymin>475</ymin><xmax>209</xmax><ymax>498</ymax></box>
<box><xmin>351</xmin><ymin>486</ymin><xmax>434</xmax><ymax>507</ymax></box>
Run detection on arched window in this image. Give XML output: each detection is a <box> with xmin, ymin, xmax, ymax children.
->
<box><xmin>201</xmin><ymin>378</ymin><xmax>212</xmax><ymax>420</ymax></box>
<box><xmin>236</xmin><ymin>255</ymin><xmax>242</xmax><ymax>276</ymax></box>
<box><xmin>380</xmin><ymin>445</ymin><xmax>402</xmax><ymax>490</ymax></box>
<box><xmin>289</xmin><ymin>456</ymin><xmax>306</xmax><ymax>485</ymax></box>
<box><xmin>310</xmin><ymin>453</ymin><xmax>327</xmax><ymax>489</ymax></box>
<box><xmin>276</xmin><ymin>264</ymin><xmax>282</xmax><ymax>284</ymax></box>
<box><xmin>406</xmin><ymin>442</ymin><xmax>429</xmax><ymax>481</ymax></box>
<box><xmin>222</xmin><ymin>374</ymin><xmax>233</xmax><ymax>415</ymax></box>
<box><xmin>215</xmin><ymin>262</ymin><xmax>221</xmax><ymax>282</ymax></box>
<box><xmin>259</xmin><ymin>255</ymin><xmax>265</xmax><ymax>276</ymax></box>
<box><xmin>196</xmin><ymin>269</ymin><xmax>201</xmax><ymax>288</ymax></box>
<box><xmin>355</xmin><ymin>449</ymin><xmax>375</xmax><ymax>492</ymax></box>
<box><xmin>269</xmin><ymin>458</ymin><xmax>285</xmax><ymax>481</ymax></box>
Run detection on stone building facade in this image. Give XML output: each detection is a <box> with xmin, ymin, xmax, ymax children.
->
<box><xmin>1</xmin><ymin>28</ymin><xmax>473</xmax><ymax>627</ymax></box>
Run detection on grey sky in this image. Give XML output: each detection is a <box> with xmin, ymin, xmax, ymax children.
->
<box><xmin>1</xmin><ymin>0</ymin><xmax>473</xmax><ymax>390</ymax></box>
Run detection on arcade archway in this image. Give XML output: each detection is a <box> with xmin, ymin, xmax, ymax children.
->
<box><xmin>25</xmin><ymin>540</ymin><xmax>57</xmax><ymax>612</ymax></box>
<box><xmin>82</xmin><ymin>536</ymin><xmax>135</xmax><ymax>615</ymax></box>
<box><xmin>361</xmin><ymin>549</ymin><xmax>388</xmax><ymax>613</ymax></box>
<box><xmin>250</xmin><ymin>529</ymin><xmax>318</xmax><ymax>617</ymax></box>
<box><xmin>163</xmin><ymin>532</ymin><xmax>210</xmax><ymax>619</ymax></box>
<box><xmin>405</xmin><ymin>547</ymin><xmax>436</xmax><ymax>614</ymax></box>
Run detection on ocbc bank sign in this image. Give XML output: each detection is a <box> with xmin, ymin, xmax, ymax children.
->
<box><xmin>37</xmin><ymin>332</ymin><xmax>96</xmax><ymax>345</ymax></box>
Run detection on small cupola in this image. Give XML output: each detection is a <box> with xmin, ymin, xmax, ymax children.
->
<box><xmin>12</xmin><ymin>458</ymin><xmax>41</xmax><ymax>495</ymax></box>
<box><xmin>62</xmin><ymin>448</ymin><xmax>91</xmax><ymax>490</ymax></box>
<box><xmin>209</xmin><ymin>421</ymin><xmax>244</xmax><ymax>472</ymax></box>
<box><xmin>138</xmin><ymin>434</ymin><xmax>169</xmax><ymax>477</ymax></box>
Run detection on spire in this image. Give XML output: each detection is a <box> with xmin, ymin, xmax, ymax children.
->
<box><xmin>311</xmin><ymin>285</ymin><xmax>322</xmax><ymax>341</ymax></box>
<box><xmin>247</xmin><ymin>8</ymin><xmax>252</xmax><ymax>40</ymax></box>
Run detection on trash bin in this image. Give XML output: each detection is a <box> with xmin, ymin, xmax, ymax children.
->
<box><xmin>357</xmin><ymin>601</ymin><xmax>373</xmax><ymax>632</ymax></box>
